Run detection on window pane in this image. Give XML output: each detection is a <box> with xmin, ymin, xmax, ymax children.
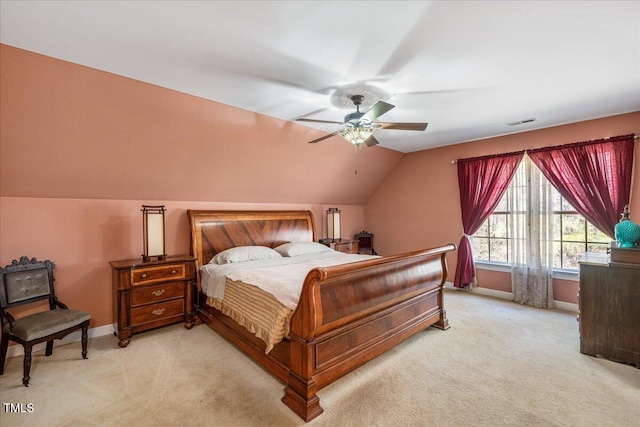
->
<box><xmin>587</xmin><ymin>243</ymin><xmax>608</xmax><ymax>254</ymax></box>
<box><xmin>552</xmin><ymin>241</ymin><xmax>562</xmax><ymax>269</ymax></box>
<box><xmin>512</xmin><ymin>186</ymin><xmax>526</xmax><ymax>212</ymax></box>
<box><xmin>562</xmin><ymin>214</ymin><xmax>585</xmax><ymax>242</ymax></box>
<box><xmin>562</xmin><ymin>242</ymin><xmax>584</xmax><ymax>269</ymax></box>
<box><xmin>552</xmin><ymin>214</ymin><xmax>561</xmax><ymax>240</ymax></box>
<box><xmin>473</xmin><ymin>237</ymin><xmax>489</xmax><ymax>261</ymax></box>
<box><xmin>587</xmin><ymin>222</ymin><xmax>610</xmax><ymax>243</ymax></box>
<box><xmin>475</xmin><ymin>220</ymin><xmax>489</xmax><ymax>238</ymax></box>
<box><xmin>552</xmin><ymin>188</ymin><xmax>563</xmax><ymax>211</ymax></box>
<box><xmin>489</xmin><ymin>215</ymin><xmax>507</xmax><ymax>238</ymax></box>
<box><xmin>511</xmin><ymin>213</ymin><xmax>525</xmax><ymax>237</ymax></box>
<box><xmin>561</xmin><ymin>197</ymin><xmax>575</xmax><ymax>211</ymax></box>
<box><xmin>490</xmin><ymin>238</ymin><xmax>508</xmax><ymax>262</ymax></box>
<box><xmin>494</xmin><ymin>193</ymin><xmax>508</xmax><ymax>212</ymax></box>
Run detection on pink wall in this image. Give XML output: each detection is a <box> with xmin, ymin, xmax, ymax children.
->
<box><xmin>0</xmin><ymin>44</ymin><xmax>391</xmax><ymax>330</ymax></box>
<box><xmin>475</xmin><ymin>269</ymin><xmax>577</xmax><ymax>303</ymax></box>
<box><xmin>1</xmin><ymin>42</ymin><xmax>638</xmax><ymax>334</ymax></box>
<box><xmin>366</xmin><ymin>112</ymin><xmax>640</xmax><ymax>304</ymax></box>
<box><xmin>0</xmin><ymin>198</ymin><xmax>365</xmax><ymax>328</ymax></box>
<box><xmin>0</xmin><ymin>44</ymin><xmax>403</xmax><ymax>204</ymax></box>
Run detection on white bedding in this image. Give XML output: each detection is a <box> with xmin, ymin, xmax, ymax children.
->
<box><xmin>200</xmin><ymin>250</ymin><xmax>378</xmax><ymax>310</ymax></box>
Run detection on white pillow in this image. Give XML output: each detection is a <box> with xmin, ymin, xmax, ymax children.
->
<box><xmin>209</xmin><ymin>246</ymin><xmax>282</xmax><ymax>264</ymax></box>
<box><xmin>274</xmin><ymin>242</ymin><xmax>334</xmax><ymax>257</ymax></box>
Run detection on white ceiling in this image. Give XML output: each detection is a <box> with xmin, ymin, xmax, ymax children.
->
<box><xmin>2</xmin><ymin>1</ymin><xmax>639</xmax><ymax>153</ymax></box>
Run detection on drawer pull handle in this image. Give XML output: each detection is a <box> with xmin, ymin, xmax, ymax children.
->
<box><xmin>171</xmin><ymin>270</ymin><xmax>177</xmax><ymax>274</ymax></box>
<box><xmin>152</xmin><ymin>289</ymin><xmax>165</xmax><ymax>297</ymax></box>
<box><xmin>141</xmin><ymin>273</ymin><xmax>147</xmax><ymax>279</ymax></box>
<box><xmin>152</xmin><ymin>308</ymin><xmax>165</xmax><ymax>316</ymax></box>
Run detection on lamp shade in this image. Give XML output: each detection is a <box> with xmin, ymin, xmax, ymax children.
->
<box><xmin>142</xmin><ymin>205</ymin><xmax>166</xmax><ymax>261</ymax></box>
<box><xmin>327</xmin><ymin>208</ymin><xmax>341</xmax><ymax>241</ymax></box>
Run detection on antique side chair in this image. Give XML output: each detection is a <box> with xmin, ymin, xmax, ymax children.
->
<box><xmin>354</xmin><ymin>231</ymin><xmax>377</xmax><ymax>255</ymax></box>
<box><xmin>0</xmin><ymin>257</ymin><xmax>91</xmax><ymax>386</ymax></box>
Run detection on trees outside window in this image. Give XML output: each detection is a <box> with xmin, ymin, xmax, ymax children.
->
<box><xmin>472</xmin><ymin>161</ymin><xmax>610</xmax><ymax>271</ymax></box>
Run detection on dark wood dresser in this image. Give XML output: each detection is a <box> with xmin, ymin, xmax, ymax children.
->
<box><xmin>110</xmin><ymin>255</ymin><xmax>196</xmax><ymax>347</ymax></box>
<box><xmin>578</xmin><ymin>248</ymin><xmax>640</xmax><ymax>367</ymax></box>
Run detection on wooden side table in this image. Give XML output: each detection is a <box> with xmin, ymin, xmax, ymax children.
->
<box><xmin>321</xmin><ymin>239</ymin><xmax>359</xmax><ymax>254</ymax></box>
<box><xmin>110</xmin><ymin>255</ymin><xmax>196</xmax><ymax>347</ymax></box>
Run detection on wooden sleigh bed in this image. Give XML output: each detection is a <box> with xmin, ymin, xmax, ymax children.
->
<box><xmin>187</xmin><ymin>210</ymin><xmax>455</xmax><ymax>421</ymax></box>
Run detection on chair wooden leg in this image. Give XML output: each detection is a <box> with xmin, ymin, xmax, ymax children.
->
<box><xmin>23</xmin><ymin>344</ymin><xmax>33</xmax><ymax>387</ymax></box>
<box><xmin>45</xmin><ymin>340</ymin><xmax>54</xmax><ymax>356</ymax></box>
<box><xmin>81</xmin><ymin>321</ymin><xmax>89</xmax><ymax>359</ymax></box>
<box><xmin>0</xmin><ymin>335</ymin><xmax>8</xmax><ymax>375</ymax></box>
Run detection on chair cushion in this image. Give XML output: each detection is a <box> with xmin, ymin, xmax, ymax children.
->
<box><xmin>3</xmin><ymin>309</ymin><xmax>91</xmax><ymax>342</ymax></box>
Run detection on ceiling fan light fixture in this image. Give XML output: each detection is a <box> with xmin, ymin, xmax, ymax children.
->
<box><xmin>340</xmin><ymin>125</ymin><xmax>377</xmax><ymax>145</ymax></box>
<box><xmin>300</xmin><ymin>95</ymin><xmax>427</xmax><ymax>145</ymax></box>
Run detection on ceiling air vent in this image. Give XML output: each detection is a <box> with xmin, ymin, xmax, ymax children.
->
<box><xmin>507</xmin><ymin>118</ymin><xmax>537</xmax><ymax>126</ymax></box>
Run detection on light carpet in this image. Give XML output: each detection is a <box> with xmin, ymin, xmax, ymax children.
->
<box><xmin>1</xmin><ymin>290</ymin><xmax>638</xmax><ymax>426</ymax></box>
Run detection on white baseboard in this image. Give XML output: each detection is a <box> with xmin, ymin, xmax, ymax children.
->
<box><xmin>6</xmin><ymin>323</ymin><xmax>116</xmax><ymax>359</ymax></box>
<box><xmin>5</xmin><ymin>281</ymin><xmax>579</xmax><ymax>359</ymax></box>
<box><xmin>444</xmin><ymin>281</ymin><xmax>578</xmax><ymax>312</ymax></box>
<box><xmin>552</xmin><ymin>300</ymin><xmax>579</xmax><ymax>313</ymax></box>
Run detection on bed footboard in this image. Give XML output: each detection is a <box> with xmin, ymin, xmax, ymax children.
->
<box><xmin>282</xmin><ymin>244</ymin><xmax>456</xmax><ymax>421</ymax></box>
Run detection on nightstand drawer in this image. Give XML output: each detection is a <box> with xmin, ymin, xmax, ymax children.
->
<box><xmin>130</xmin><ymin>282</ymin><xmax>184</xmax><ymax>306</ymax></box>
<box><xmin>334</xmin><ymin>240</ymin><xmax>359</xmax><ymax>254</ymax></box>
<box><xmin>131</xmin><ymin>299</ymin><xmax>184</xmax><ymax>325</ymax></box>
<box><xmin>131</xmin><ymin>264</ymin><xmax>186</xmax><ymax>286</ymax></box>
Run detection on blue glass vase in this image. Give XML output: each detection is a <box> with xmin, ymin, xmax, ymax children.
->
<box><xmin>614</xmin><ymin>205</ymin><xmax>640</xmax><ymax>248</ymax></box>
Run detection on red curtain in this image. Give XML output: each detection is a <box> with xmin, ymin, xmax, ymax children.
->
<box><xmin>454</xmin><ymin>151</ymin><xmax>524</xmax><ymax>288</ymax></box>
<box><xmin>528</xmin><ymin>134</ymin><xmax>635</xmax><ymax>240</ymax></box>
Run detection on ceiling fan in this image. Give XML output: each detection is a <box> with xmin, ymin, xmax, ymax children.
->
<box><xmin>296</xmin><ymin>95</ymin><xmax>428</xmax><ymax>147</ymax></box>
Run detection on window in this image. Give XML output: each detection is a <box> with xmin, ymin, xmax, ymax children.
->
<box><xmin>551</xmin><ymin>193</ymin><xmax>610</xmax><ymax>269</ymax></box>
<box><xmin>472</xmin><ymin>161</ymin><xmax>610</xmax><ymax>270</ymax></box>
<box><xmin>472</xmin><ymin>193</ymin><xmax>510</xmax><ymax>265</ymax></box>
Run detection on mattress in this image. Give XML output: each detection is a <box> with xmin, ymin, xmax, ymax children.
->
<box><xmin>200</xmin><ymin>251</ymin><xmax>377</xmax><ymax>352</ymax></box>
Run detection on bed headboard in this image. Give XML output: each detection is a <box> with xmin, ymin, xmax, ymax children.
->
<box><xmin>187</xmin><ymin>210</ymin><xmax>316</xmax><ymax>267</ymax></box>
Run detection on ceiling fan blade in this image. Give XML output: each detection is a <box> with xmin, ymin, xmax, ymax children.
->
<box><xmin>307</xmin><ymin>130</ymin><xmax>343</xmax><ymax>144</ymax></box>
<box><xmin>378</xmin><ymin>122</ymin><xmax>428</xmax><ymax>131</ymax></box>
<box><xmin>363</xmin><ymin>101</ymin><xmax>395</xmax><ymax>121</ymax></box>
<box><xmin>364</xmin><ymin>135</ymin><xmax>380</xmax><ymax>147</ymax></box>
<box><xmin>296</xmin><ymin>118</ymin><xmax>343</xmax><ymax>125</ymax></box>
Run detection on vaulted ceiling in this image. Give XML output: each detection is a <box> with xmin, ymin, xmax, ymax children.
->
<box><xmin>1</xmin><ymin>1</ymin><xmax>639</xmax><ymax>153</ymax></box>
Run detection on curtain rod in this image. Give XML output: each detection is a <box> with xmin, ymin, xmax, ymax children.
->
<box><xmin>451</xmin><ymin>133</ymin><xmax>638</xmax><ymax>164</ymax></box>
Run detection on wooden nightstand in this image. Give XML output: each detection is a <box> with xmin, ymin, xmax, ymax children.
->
<box><xmin>321</xmin><ymin>239</ymin><xmax>359</xmax><ymax>254</ymax></box>
<box><xmin>110</xmin><ymin>255</ymin><xmax>196</xmax><ymax>347</ymax></box>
